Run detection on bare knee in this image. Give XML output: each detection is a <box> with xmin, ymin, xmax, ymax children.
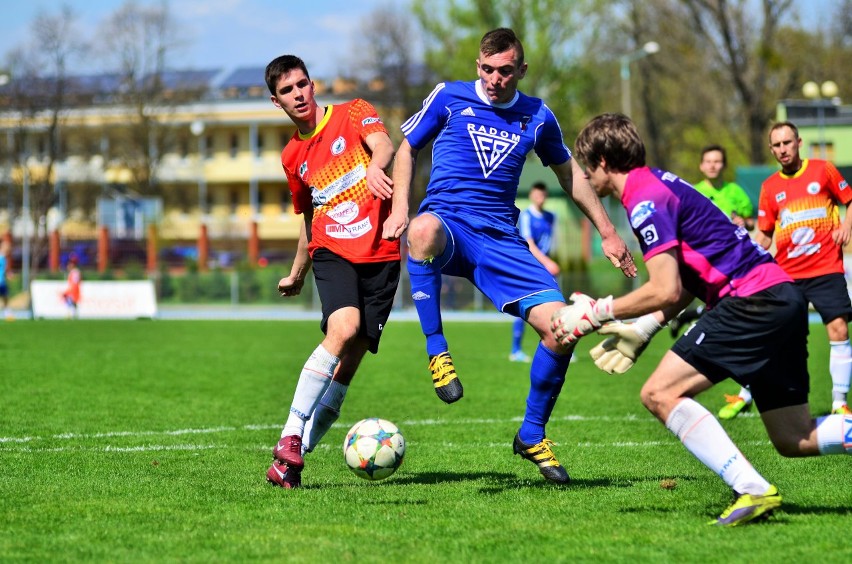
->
<box><xmin>639</xmin><ymin>381</ymin><xmax>664</xmax><ymax>415</ymax></box>
<box><xmin>329</xmin><ymin>323</ymin><xmax>359</xmax><ymax>348</ymax></box>
<box><xmin>765</xmin><ymin>427</ymin><xmax>820</xmax><ymax>457</ymax></box>
<box><xmin>324</xmin><ymin>309</ymin><xmax>363</xmax><ymax>355</ymax></box>
<box><xmin>769</xmin><ymin>435</ymin><xmax>813</xmax><ymax>457</ymax></box>
<box><xmin>527</xmin><ymin>302</ymin><xmax>571</xmax><ymax>354</ymax></box>
<box><xmin>761</xmin><ymin>405</ymin><xmax>820</xmax><ymax>457</ymax></box>
<box><xmin>407</xmin><ymin>215</ymin><xmax>444</xmax><ymax>259</ymax></box>
<box><xmin>639</xmin><ymin>380</ymin><xmax>688</xmax><ymax>423</ymax></box>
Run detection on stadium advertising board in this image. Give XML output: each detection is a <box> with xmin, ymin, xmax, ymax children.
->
<box><xmin>30</xmin><ymin>280</ymin><xmax>158</xmax><ymax>319</ymax></box>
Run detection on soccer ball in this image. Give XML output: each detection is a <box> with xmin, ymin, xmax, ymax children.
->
<box><xmin>343</xmin><ymin>417</ymin><xmax>405</xmax><ymax>481</ymax></box>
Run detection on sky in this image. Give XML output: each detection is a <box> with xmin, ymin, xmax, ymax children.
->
<box><xmin>0</xmin><ymin>0</ymin><xmax>392</xmax><ymax>79</ymax></box>
<box><xmin>0</xmin><ymin>0</ymin><xmax>841</xmax><ymax>80</ymax></box>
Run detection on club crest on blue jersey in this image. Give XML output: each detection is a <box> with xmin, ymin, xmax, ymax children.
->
<box><xmin>467</xmin><ymin>124</ymin><xmax>520</xmax><ymax>178</ymax></box>
<box><xmin>630</xmin><ymin>200</ymin><xmax>657</xmax><ymax>228</ymax></box>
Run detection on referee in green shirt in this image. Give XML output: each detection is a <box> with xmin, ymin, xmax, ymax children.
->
<box><xmin>693</xmin><ymin>144</ymin><xmax>755</xmax><ymax>230</ymax></box>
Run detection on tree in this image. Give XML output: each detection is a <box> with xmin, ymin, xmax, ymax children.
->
<box><xmin>1</xmin><ymin>4</ymin><xmax>88</xmax><ymax>279</ymax></box>
<box><xmin>350</xmin><ymin>3</ymin><xmax>439</xmax><ymax>205</ymax></box>
<box><xmin>411</xmin><ymin>0</ymin><xmax>611</xmax><ymax>133</ymax></box>
<box><xmin>95</xmin><ymin>0</ymin><xmax>188</xmax><ymax>197</ymax></box>
<box><xmin>679</xmin><ymin>0</ymin><xmax>798</xmax><ymax>163</ymax></box>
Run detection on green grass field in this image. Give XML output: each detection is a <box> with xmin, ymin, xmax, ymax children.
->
<box><xmin>1</xmin><ymin>319</ymin><xmax>849</xmax><ymax>562</ymax></box>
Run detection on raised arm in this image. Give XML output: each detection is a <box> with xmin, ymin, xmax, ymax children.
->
<box><xmin>551</xmin><ymin>158</ymin><xmax>637</xmax><ymax>277</ymax></box>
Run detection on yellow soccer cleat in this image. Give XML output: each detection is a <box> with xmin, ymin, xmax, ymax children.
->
<box><xmin>512</xmin><ymin>433</ymin><xmax>570</xmax><ymax>484</ymax></box>
<box><xmin>709</xmin><ymin>485</ymin><xmax>781</xmax><ymax>526</ymax></box>
<box><xmin>428</xmin><ymin>352</ymin><xmax>463</xmax><ymax>404</ymax></box>
<box><xmin>718</xmin><ymin>394</ymin><xmax>751</xmax><ymax>420</ymax></box>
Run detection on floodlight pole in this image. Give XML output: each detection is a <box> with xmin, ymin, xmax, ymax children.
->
<box><xmin>190</xmin><ymin>120</ymin><xmax>207</xmax><ymax>221</ymax></box>
<box><xmin>620</xmin><ymin>41</ymin><xmax>660</xmax><ymax>117</ymax></box>
<box><xmin>21</xmin><ymin>155</ymin><xmax>30</xmax><ymax>291</ymax></box>
<box><xmin>802</xmin><ymin>80</ymin><xmax>839</xmax><ymax>159</ymax></box>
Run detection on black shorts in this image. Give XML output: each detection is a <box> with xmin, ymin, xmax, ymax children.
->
<box><xmin>671</xmin><ymin>282</ymin><xmax>810</xmax><ymax>412</ymax></box>
<box><xmin>795</xmin><ymin>273</ymin><xmax>852</xmax><ymax>324</ymax></box>
<box><xmin>312</xmin><ymin>248</ymin><xmax>400</xmax><ymax>354</ymax></box>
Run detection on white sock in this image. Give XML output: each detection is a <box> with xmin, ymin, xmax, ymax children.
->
<box><xmin>829</xmin><ymin>340</ymin><xmax>851</xmax><ymax>407</ymax></box>
<box><xmin>302</xmin><ymin>381</ymin><xmax>349</xmax><ymax>453</ymax></box>
<box><xmin>666</xmin><ymin>398</ymin><xmax>770</xmax><ymax>495</ymax></box>
<box><xmin>738</xmin><ymin>386</ymin><xmax>752</xmax><ymax>404</ymax></box>
<box><xmin>815</xmin><ymin>414</ymin><xmax>852</xmax><ymax>454</ymax></box>
<box><xmin>281</xmin><ymin>345</ymin><xmax>339</xmax><ymax>438</ymax></box>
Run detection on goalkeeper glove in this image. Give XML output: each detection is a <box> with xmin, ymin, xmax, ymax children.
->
<box><xmin>551</xmin><ymin>293</ymin><xmax>614</xmax><ymax>347</ymax></box>
<box><xmin>588</xmin><ymin>313</ymin><xmax>663</xmax><ymax>374</ymax></box>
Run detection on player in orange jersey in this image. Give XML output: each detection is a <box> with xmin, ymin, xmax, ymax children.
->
<box><xmin>720</xmin><ymin>121</ymin><xmax>852</xmax><ymax>418</ymax></box>
<box><xmin>62</xmin><ymin>254</ymin><xmax>82</xmax><ymax>319</ymax></box>
<box><xmin>262</xmin><ymin>55</ymin><xmax>402</xmax><ymax>489</ymax></box>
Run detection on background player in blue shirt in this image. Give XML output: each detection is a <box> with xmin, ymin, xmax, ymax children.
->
<box><xmin>552</xmin><ymin>112</ymin><xmax>852</xmax><ymax>526</ymax></box>
<box><xmin>384</xmin><ymin>28</ymin><xmax>636</xmax><ymax>484</ymax></box>
<box><xmin>510</xmin><ymin>181</ymin><xmax>559</xmax><ymax>362</ymax></box>
<box><xmin>0</xmin><ymin>238</ymin><xmax>10</xmax><ymax>320</ymax></box>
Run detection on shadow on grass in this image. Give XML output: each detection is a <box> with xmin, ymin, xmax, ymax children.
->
<box><xmin>294</xmin><ymin>471</ymin><xmax>702</xmax><ymax>494</ymax></box>
<box><xmin>777</xmin><ymin>503</ymin><xmax>852</xmax><ymax>517</ymax></box>
<box><xmin>391</xmin><ymin>470</ymin><xmax>518</xmax><ymax>486</ymax></box>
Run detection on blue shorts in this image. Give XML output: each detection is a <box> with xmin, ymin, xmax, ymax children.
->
<box><xmin>0</xmin><ymin>282</ymin><xmax>7</xmax><ymax>298</ymax></box>
<box><xmin>425</xmin><ymin>210</ymin><xmax>563</xmax><ymax>319</ymax></box>
<box><xmin>671</xmin><ymin>282</ymin><xmax>809</xmax><ymax>412</ymax></box>
<box><xmin>794</xmin><ymin>273</ymin><xmax>852</xmax><ymax>324</ymax></box>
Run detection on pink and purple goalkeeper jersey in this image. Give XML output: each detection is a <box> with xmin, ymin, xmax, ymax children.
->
<box><xmin>622</xmin><ymin>167</ymin><xmax>791</xmax><ymax>308</ymax></box>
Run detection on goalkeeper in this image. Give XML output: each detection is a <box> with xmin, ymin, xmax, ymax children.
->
<box><xmin>551</xmin><ymin>113</ymin><xmax>852</xmax><ymax>527</ymax></box>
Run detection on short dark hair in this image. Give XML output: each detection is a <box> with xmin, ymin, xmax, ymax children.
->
<box><xmin>701</xmin><ymin>144</ymin><xmax>727</xmax><ymax>166</ymax></box>
<box><xmin>480</xmin><ymin>28</ymin><xmax>524</xmax><ymax>64</ymax></box>
<box><xmin>530</xmin><ymin>181</ymin><xmax>547</xmax><ymax>192</ymax></box>
<box><xmin>265</xmin><ymin>55</ymin><xmax>310</xmax><ymax>95</ymax></box>
<box><xmin>769</xmin><ymin>120</ymin><xmax>799</xmax><ymax>142</ymax></box>
<box><xmin>575</xmin><ymin>113</ymin><xmax>646</xmax><ymax>173</ymax></box>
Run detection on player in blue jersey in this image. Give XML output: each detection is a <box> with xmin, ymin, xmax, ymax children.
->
<box><xmin>383</xmin><ymin>28</ymin><xmax>636</xmax><ymax>484</ymax></box>
<box><xmin>510</xmin><ymin>181</ymin><xmax>559</xmax><ymax>362</ymax></box>
<box><xmin>0</xmin><ymin>238</ymin><xmax>10</xmax><ymax>320</ymax></box>
<box><xmin>552</xmin><ymin>113</ymin><xmax>852</xmax><ymax>526</ymax></box>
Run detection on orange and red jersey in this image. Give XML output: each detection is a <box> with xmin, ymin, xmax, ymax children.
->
<box><xmin>758</xmin><ymin>159</ymin><xmax>852</xmax><ymax>279</ymax></box>
<box><xmin>65</xmin><ymin>267</ymin><xmax>81</xmax><ymax>303</ymax></box>
<box><xmin>281</xmin><ymin>99</ymin><xmax>399</xmax><ymax>263</ymax></box>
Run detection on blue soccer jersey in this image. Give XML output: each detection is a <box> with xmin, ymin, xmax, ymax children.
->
<box><xmin>0</xmin><ymin>253</ymin><xmax>7</xmax><ymax>296</ymax></box>
<box><xmin>401</xmin><ymin>80</ymin><xmax>570</xmax><ymax>230</ymax></box>
<box><xmin>518</xmin><ymin>207</ymin><xmax>556</xmax><ymax>256</ymax></box>
<box><xmin>623</xmin><ymin>167</ymin><xmax>791</xmax><ymax>308</ymax></box>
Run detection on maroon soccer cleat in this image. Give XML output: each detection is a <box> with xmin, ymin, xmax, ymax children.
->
<box><xmin>272</xmin><ymin>435</ymin><xmax>304</xmax><ymax>470</ymax></box>
<box><xmin>266</xmin><ymin>461</ymin><xmax>302</xmax><ymax>489</ymax></box>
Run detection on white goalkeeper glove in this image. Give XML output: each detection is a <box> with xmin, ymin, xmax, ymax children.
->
<box><xmin>588</xmin><ymin>313</ymin><xmax>663</xmax><ymax>374</ymax></box>
<box><xmin>551</xmin><ymin>293</ymin><xmax>615</xmax><ymax>347</ymax></box>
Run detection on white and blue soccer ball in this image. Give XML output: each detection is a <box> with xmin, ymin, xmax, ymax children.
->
<box><xmin>343</xmin><ymin>417</ymin><xmax>405</xmax><ymax>481</ymax></box>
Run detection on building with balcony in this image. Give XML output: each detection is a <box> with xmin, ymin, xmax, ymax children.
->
<box><xmin>0</xmin><ymin>66</ymin><xmax>392</xmax><ymax>267</ymax></box>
